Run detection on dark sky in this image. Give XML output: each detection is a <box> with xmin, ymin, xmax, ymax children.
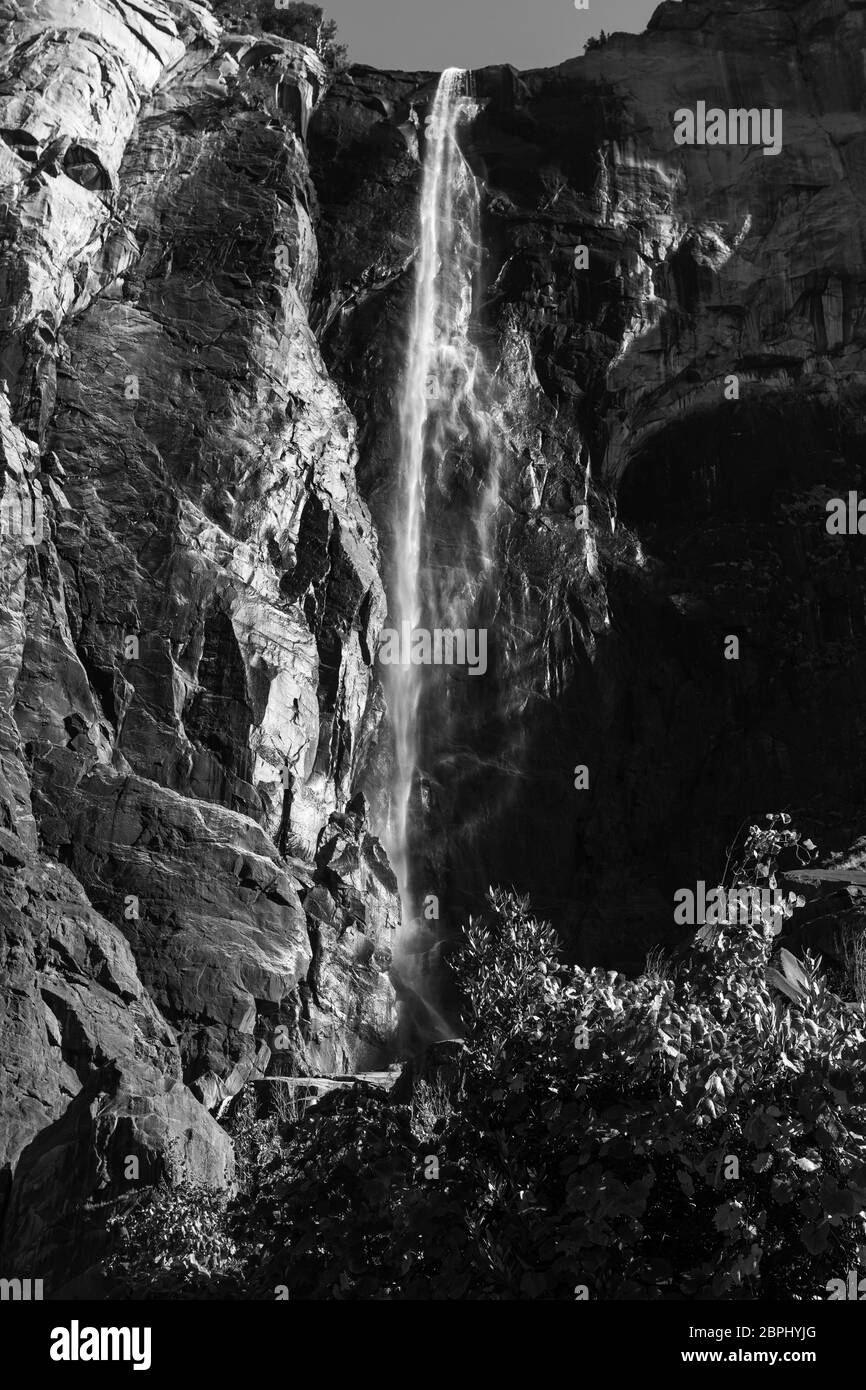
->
<box><xmin>324</xmin><ymin>0</ymin><xmax>663</xmax><ymax>73</ymax></box>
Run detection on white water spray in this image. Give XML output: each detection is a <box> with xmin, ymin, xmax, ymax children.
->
<box><xmin>385</xmin><ymin>67</ymin><xmax>485</xmax><ymax>910</ymax></box>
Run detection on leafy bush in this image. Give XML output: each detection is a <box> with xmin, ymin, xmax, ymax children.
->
<box><xmin>265</xmin><ymin>3</ymin><xmax>346</xmax><ymax>65</ymax></box>
<box><xmin>106</xmin><ymin>817</ymin><xmax>866</xmax><ymax>1300</ymax></box>
<box><xmin>213</xmin><ymin>2</ymin><xmax>347</xmax><ymax>67</ymax></box>
<box><xmin>105</xmin><ymin>1184</ymin><xmax>241</xmax><ymax>1300</ymax></box>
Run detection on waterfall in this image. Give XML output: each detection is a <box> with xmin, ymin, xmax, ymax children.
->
<box><xmin>386</xmin><ymin>67</ymin><xmax>482</xmax><ymax>902</ymax></box>
<box><xmin>381</xmin><ymin>66</ymin><xmax>498</xmax><ymax>1042</ymax></box>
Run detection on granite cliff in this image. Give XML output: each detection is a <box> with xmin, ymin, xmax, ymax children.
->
<box><xmin>3</xmin><ymin>0</ymin><xmax>866</xmax><ymax>1290</ymax></box>
<box><xmin>310</xmin><ymin>0</ymin><xmax>866</xmax><ymax>979</ymax></box>
<box><xmin>0</xmin><ymin>0</ymin><xmax>396</xmax><ymax>1289</ymax></box>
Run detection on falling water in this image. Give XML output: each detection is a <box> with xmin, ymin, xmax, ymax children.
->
<box><xmin>386</xmin><ymin>67</ymin><xmax>483</xmax><ymax>900</ymax></box>
<box><xmin>382</xmin><ymin>67</ymin><xmax>499</xmax><ymax>1042</ymax></box>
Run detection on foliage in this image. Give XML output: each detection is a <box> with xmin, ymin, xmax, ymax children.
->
<box><xmin>107</xmin><ymin>816</ymin><xmax>866</xmax><ymax>1300</ymax></box>
<box><xmin>838</xmin><ymin>927</ymin><xmax>866</xmax><ymax>1007</ymax></box>
<box><xmin>411</xmin><ymin>1077</ymin><xmax>454</xmax><ymax>1143</ymax></box>
<box><xmin>105</xmin><ymin>1183</ymin><xmax>241</xmax><ymax>1300</ymax></box>
<box><xmin>226</xmin><ymin>1085</ymin><xmax>285</xmax><ymax>1198</ymax></box>
<box><xmin>103</xmin><ymin>1092</ymin><xmax>279</xmax><ymax>1298</ymax></box>
<box><xmin>265</xmin><ymin>3</ymin><xmax>346</xmax><ymax>65</ymax></box>
<box><xmin>213</xmin><ymin>2</ymin><xmax>347</xmax><ymax>67</ymax></box>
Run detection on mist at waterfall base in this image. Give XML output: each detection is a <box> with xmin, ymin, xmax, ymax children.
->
<box><xmin>379</xmin><ymin>69</ymin><xmax>502</xmax><ymax>1050</ymax></box>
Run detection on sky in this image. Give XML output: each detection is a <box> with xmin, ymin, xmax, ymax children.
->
<box><xmin>323</xmin><ymin>0</ymin><xmax>664</xmax><ymax>74</ymax></box>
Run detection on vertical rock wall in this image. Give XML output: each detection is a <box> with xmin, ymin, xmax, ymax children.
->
<box><xmin>311</xmin><ymin>0</ymin><xmax>866</xmax><ymax>972</ymax></box>
<box><xmin>0</xmin><ymin>0</ymin><xmax>397</xmax><ymax>1287</ymax></box>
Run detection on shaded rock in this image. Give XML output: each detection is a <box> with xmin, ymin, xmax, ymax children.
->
<box><xmin>63</xmin><ymin>766</ymin><xmax>312</xmax><ymax>1105</ymax></box>
<box><xmin>310</xmin><ymin>0</ymin><xmax>866</xmax><ymax>971</ymax></box>
<box><xmin>0</xmin><ymin>852</ymin><xmax>232</xmax><ymax>1289</ymax></box>
<box><xmin>269</xmin><ymin>800</ymin><xmax>398</xmax><ymax>1074</ymax></box>
<box><xmin>390</xmin><ymin>1039</ymin><xmax>466</xmax><ymax>1105</ymax></box>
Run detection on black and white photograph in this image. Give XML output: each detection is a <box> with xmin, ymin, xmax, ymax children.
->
<box><xmin>1</xmin><ymin>0</ymin><xmax>865</xmax><ymax>1357</ymax></box>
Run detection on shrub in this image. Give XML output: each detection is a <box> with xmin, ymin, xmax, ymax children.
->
<box><xmin>104</xmin><ymin>1183</ymin><xmax>241</xmax><ymax>1300</ymax></box>
<box><xmin>104</xmin><ymin>816</ymin><xmax>866</xmax><ymax>1300</ymax></box>
<box><xmin>213</xmin><ymin>2</ymin><xmax>347</xmax><ymax>67</ymax></box>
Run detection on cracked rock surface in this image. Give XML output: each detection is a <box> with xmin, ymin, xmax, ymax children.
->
<box><xmin>0</xmin><ymin>0</ymin><xmax>396</xmax><ymax>1286</ymax></box>
<box><xmin>310</xmin><ymin>0</ymin><xmax>866</xmax><ymax>972</ymax></box>
<box><xmin>5</xmin><ymin>0</ymin><xmax>866</xmax><ymax>1288</ymax></box>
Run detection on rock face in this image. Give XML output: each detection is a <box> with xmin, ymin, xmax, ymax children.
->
<box><xmin>4</xmin><ymin>0</ymin><xmax>866</xmax><ymax>1291</ymax></box>
<box><xmin>310</xmin><ymin>0</ymin><xmax>866</xmax><ymax>973</ymax></box>
<box><xmin>0</xmin><ymin>852</ymin><xmax>235</xmax><ymax>1291</ymax></box>
<box><xmin>274</xmin><ymin>796</ymin><xmax>400</xmax><ymax>1074</ymax></box>
<box><xmin>0</xmin><ymin>0</ymin><xmax>396</xmax><ymax>1286</ymax></box>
